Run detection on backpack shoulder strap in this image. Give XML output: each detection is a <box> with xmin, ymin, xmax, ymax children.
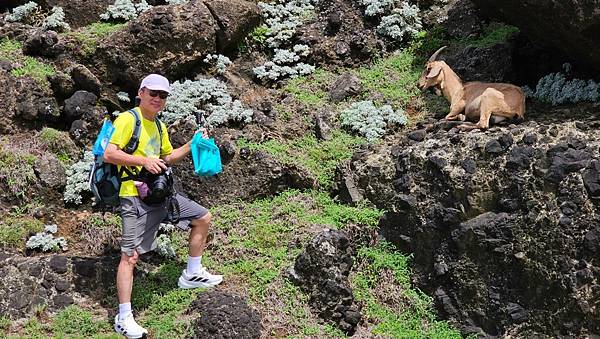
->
<box><xmin>155</xmin><ymin>117</ymin><xmax>163</xmax><ymax>145</ymax></box>
<box><xmin>123</xmin><ymin>109</ymin><xmax>142</xmax><ymax>154</ymax></box>
<box><xmin>119</xmin><ymin>108</ymin><xmax>142</xmax><ymax>181</ymax></box>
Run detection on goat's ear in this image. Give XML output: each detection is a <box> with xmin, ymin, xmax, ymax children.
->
<box><xmin>426</xmin><ymin>66</ymin><xmax>442</xmax><ymax>79</ymax></box>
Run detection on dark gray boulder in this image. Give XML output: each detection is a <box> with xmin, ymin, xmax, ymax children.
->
<box><xmin>188</xmin><ymin>290</ymin><xmax>262</xmax><ymax>339</ymax></box>
<box><xmin>95</xmin><ymin>1</ymin><xmax>260</xmax><ymax>93</ymax></box>
<box><xmin>339</xmin><ymin>121</ymin><xmax>600</xmax><ymax>336</ymax></box>
<box><xmin>287</xmin><ymin>229</ymin><xmax>361</xmax><ymax>335</ymax></box>
<box><xmin>63</xmin><ymin>90</ymin><xmax>97</xmax><ymax>122</ymax></box>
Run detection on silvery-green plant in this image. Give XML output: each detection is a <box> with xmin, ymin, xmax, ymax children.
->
<box><xmin>340</xmin><ymin>100</ymin><xmax>407</xmax><ymax>141</ymax></box>
<box><xmin>161</xmin><ymin>79</ymin><xmax>253</xmax><ymax>127</ymax></box>
<box><xmin>204</xmin><ymin>54</ymin><xmax>232</xmax><ymax>75</ymax></box>
<box><xmin>258</xmin><ymin>0</ymin><xmax>318</xmax><ymax>48</ymax></box>
<box><xmin>42</xmin><ymin>6</ymin><xmax>70</xmax><ymax>32</ymax></box>
<box><xmin>156</xmin><ymin>234</ymin><xmax>176</xmax><ymax>258</ymax></box>
<box><xmin>117</xmin><ymin>91</ymin><xmax>130</xmax><ymax>102</ymax></box>
<box><xmin>159</xmin><ymin>222</ymin><xmax>175</xmax><ymax>232</ymax></box>
<box><xmin>166</xmin><ymin>0</ymin><xmax>188</xmax><ymax>4</ymax></box>
<box><xmin>377</xmin><ymin>2</ymin><xmax>421</xmax><ymax>42</ymax></box>
<box><xmin>26</xmin><ymin>224</ymin><xmax>67</xmax><ymax>252</ymax></box>
<box><xmin>100</xmin><ymin>0</ymin><xmax>152</xmax><ymax>21</ymax></box>
<box><xmin>253</xmin><ymin>45</ymin><xmax>315</xmax><ymax>81</ymax></box>
<box><xmin>6</xmin><ymin>1</ymin><xmax>39</xmax><ymax>23</ymax></box>
<box><xmin>64</xmin><ymin>151</ymin><xmax>93</xmax><ymax>205</ymax></box>
<box><xmin>254</xmin><ymin>0</ymin><xmax>318</xmax><ymax>82</ymax></box>
<box><xmin>360</xmin><ymin>0</ymin><xmax>395</xmax><ymax>16</ymax></box>
<box><xmin>45</xmin><ymin>224</ymin><xmax>59</xmax><ymax>234</ymax></box>
<box><xmin>525</xmin><ymin>63</ymin><xmax>600</xmax><ymax>105</ymax></box>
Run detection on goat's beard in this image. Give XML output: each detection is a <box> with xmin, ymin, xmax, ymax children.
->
<box><xmin>434</xmin><ymin>87</ymin><xmax>442</xmax><ymax>96</ymax></box>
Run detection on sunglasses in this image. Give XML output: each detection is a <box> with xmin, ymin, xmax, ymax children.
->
<box><xmin>146</xmin><ymin>89</ymin><xmax>169</xmax><ymax>99</ymax></box>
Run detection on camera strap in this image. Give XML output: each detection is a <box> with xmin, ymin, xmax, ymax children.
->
<box><xmin>167</xmin><ymin>196</ymin><xmax>180</xmax><ymax>224</ymax></box>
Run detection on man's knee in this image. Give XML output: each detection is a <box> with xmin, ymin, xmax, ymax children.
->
<box><xmin>121</xmin><ymin>250</ymin><xmax>139</xmax><ymax>266</ymax></box>
<box><xmin>192</xmin><ymin>211</ymin><xmax>212</xmax><ymax>227</ymax></box>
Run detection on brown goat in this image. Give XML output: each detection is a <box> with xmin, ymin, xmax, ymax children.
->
<box><xmin>417</xmin><ymin>46</ymin><xmax>525</xmax><ymax>130</ymax></box>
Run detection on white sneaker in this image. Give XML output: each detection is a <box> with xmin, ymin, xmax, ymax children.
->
<box><xmin>114</xmin><ymin>314</ymin><xmax>148</xmax><ymax>339</ymax></box>
<box><xmin>178</xmin><ymin>268</ymin><xmax>223</xmax><ymax>289</ymax></box>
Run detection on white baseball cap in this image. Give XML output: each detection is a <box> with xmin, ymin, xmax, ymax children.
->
<box><xmin>139</xmin><ymin>74</ymin><xmax>171</xmax><ymax>93</ymax></box>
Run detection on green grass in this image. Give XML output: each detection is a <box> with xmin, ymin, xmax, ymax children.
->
<box><xmin>0</xmin><ymin>139</ymin><xmax>38</xmax><ymax>201</ymax></box>
<box><xmin>0</xmin><ymin>38</ymin><xmax>55</xmax><ymax>87</ymax></box>
<box><xmin>0</xmin><ymin>38</ymin><xmax>21</xmax><ymax>60</ymax></box>
<box><xmin>459</xmin><ymin>22</ymin><xmax>519</xmax><ymax>48</ymax></box>
<box><xmin>66</xmin><ymin>22</ymin><xmax>126</xmax><ymax>57</ymax></box>
<box><xmin>52</xmin><ymin>305</ymin><xmax>111</xmax><ymax>337</ymax></box>
<box><xmin>355</xmin><ymin>50</ymin><xmax>421</xmax><ymax>109</ymax></box>
<box><xmin>0</xmin><ymin>214</ymin><xmax>44</xmax><ymax>249</ymax></box>
<box><xmin>351</xmin><ymin>242</ymin><xmax>464</xmax><ymax>339</ymax></box>
<box><xmin>140</xmin><ymin>288</ymin><xmax>199</xmax><ymax>338</ymax></box>
<box><xmin>3</xmin><ymin>190</ymin><xmax>462</xmax><ymax>338</ymax></box>
<box><xmin>206</xmin><ymin>189</ymin><xmax>382</xmax><ymax>336</ymax></box>
<box><xmin>284</xmin><ymin>68</ymin><xmax>333</xmax><ymax>108</ymax></box>
<box><xmin>10</xmin><ymin>57</ymin><xmax>55</xmax><ymax>83</ymax></box>
<box><xmin>0</xmin><ymin>315</ymin><xmax>10</xmax><ymax>334</ymax></box>
<box><xmin>12</xmin><ymin>317</ymin><xmax>49</xmax><ymax>339</ymax></box>
<box><xmin>39</xmin><ymin>127</ymin><xmax>75</xmax><ymax>164</ymax></box>
<box><xmin>237</xmin><ymin>130</ymin><xmax>365</xmax><ymax>188</ymax></box>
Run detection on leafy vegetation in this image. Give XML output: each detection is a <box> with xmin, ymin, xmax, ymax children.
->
<box><xmin>352</xmin><ymin>242</ymin><xmax>464</xmax><ymax>338</ymax></box>
<box><xmin>65</xmin><ymin>22</ymin><xmax>126</xmax><ymax>57</ymax></box>
<box><xmin>52</xmin><ymin>305</ymin><xmax>111</xmax><ymax>337</ymax></box>
<box><xmin>284</xmin><ymin>68</ymin><xmax>332</xmax><ymax>108</ymax></box>
<box><xmin>0</xmin><ymin>38</ymin><xmax>55</xmax><ymax>87</ymax></box>
<box><xmin>459</xmin><ymin>22</ymin><xmax>519</xmax><ymax>48</ymax></box>
<box><xmin>249</xmin><ymin>24</ymin><xmax>270</xmax><ymax>45</ymax></box>
<box><xmin>0</xmin><ymin>315</ymin><xmax>10</xmax><ymax>333</ymax></box>
<box><xmin>0</xmin><ymin>213</ymin><xmax>44</xmax><ymax>249</ymax></box>
<box><xmin>38</xmin><ymin>127</ymin><xmax>75</xmax><ymax>164</ymax></box>
<box><xmin>355</xmin><ymin>50</ymin><xmax>421</xmax><ymax>109</ymax></box>
<box><xmin>237</xmin><ymin>130</ymin><xmax>365</xmax><ymax>188</ymax></box>
<box><xmin>0</xmin><ymin>138</ymin><xmax>38</xmax><ymax>201</ymax></box>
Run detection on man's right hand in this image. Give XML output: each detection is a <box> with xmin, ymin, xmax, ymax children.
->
<box><xmin>143</xmin><ymin>157</ymin><xmax>168</xmax><ymax>174</ymax></box>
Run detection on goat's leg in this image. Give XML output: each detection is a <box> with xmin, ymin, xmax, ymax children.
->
<box><xmin>445</xmin><ymin>99</ymin><xmax>466</xmax><ymax>120</ymax></box>
<box><xmin>475</xmin><ymin>88</ymin><xmax>512</xmax><ymax>129</ymax></box>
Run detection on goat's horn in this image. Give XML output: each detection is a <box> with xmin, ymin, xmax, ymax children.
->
<box><xmin>427</xmin><ymin>46</ymin><xmax>447</xmax><ymax>63</ymax></box>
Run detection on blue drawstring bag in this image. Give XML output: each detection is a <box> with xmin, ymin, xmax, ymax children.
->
<box><xmin>92</xmin><ymin>118</ymin><xmax>116</xmax><ymax>156</ymax></box>
<box><xmin>191</xmin><ymin>133</ymin><xmax>222</xmax><ymax>176</ymax></box>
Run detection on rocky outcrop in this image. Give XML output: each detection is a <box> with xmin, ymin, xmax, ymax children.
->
<box><xmin>0</xmin><ymin>254</ymin><xmax>119</xmax><ymax>319</ymax></box>
<box><xmin>336</xmin><ymin>120</ymin><xmax>600</xmax><ymax>337</ymax></box>
<box><xmin>171</xmin><ymin>121</ymin><xmax>318</xmax><ymax>207</ymax></box>
<box><xmin>297</xmin><ymin>0</ymin><xmax>381</xmax><ymax>67</ymax></box>
<box><xmin>95</xmin><ymin>1</ymin><xmax>260</xmax><ymax>93</ymax></box>
<box><xmin>287</xmin><ymin>229</ymin><xmax>362</xmax><ymax>335</ymax></box>
<box><xmin>440</xmin><ymin>42</ymin><xmax>516</xmax><ymax>83</ymax></box>
<box><xmin>471</xmin><ymin>0</ymin><xmax>600</xmax><ymax>72</ymax></box>
<box><xmin>187</xmin><ymin>290</ymin><xmax>262</xmax><ymax>338</ymax></box>
<box><xmin>0</xmin><ymin>69</ymin><xmax>58</xmax><ymax>133</ymax></box>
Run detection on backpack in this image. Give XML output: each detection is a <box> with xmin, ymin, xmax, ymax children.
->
<box><xmin>89</xmin><ymin>108</ymin><xmax>164</xmax><ymax>208</ymax></box>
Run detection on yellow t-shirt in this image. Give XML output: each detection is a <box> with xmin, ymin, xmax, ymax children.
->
<box><xmin>109</xmin><ymin>107</ymin><xmax>173</xmax><ymax>197</ymax></box>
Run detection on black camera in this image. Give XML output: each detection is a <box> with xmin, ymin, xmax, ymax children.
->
<box><xmin>138</xmin><ymin>167</ymin><xmax>174</xmax><ymax>204</ymax></box>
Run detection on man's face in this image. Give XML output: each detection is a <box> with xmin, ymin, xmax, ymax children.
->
<box><xmin>138</xmin><ymin>87</ymin><xmax>168</xmax><ymax>114</ymax></box>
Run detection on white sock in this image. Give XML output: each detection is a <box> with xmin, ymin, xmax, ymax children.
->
<box><xmin>187</xmin><ymin>256</ymin><xmax>202</xmax><ymax>274</ymax></box>
<box><xmin>118</xmin><ymin>302</ymin><xmax>132</xmax><ymax>321</ymax></box>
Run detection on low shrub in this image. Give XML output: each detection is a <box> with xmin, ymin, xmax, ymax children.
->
<box><xmin>161</xmin><ymin>78</ymin><xmax>253</xmax><ymax>127</ymax></box>
<box><xmin>340</xmin><ymin>100</ymin><xmax>407</xmax><ymax>141</ymax></box>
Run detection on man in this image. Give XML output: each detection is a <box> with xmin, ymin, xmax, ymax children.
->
<box><xmin>104</xmin><ymin>74</ymin><xmax>222</xmax><ymax>338</ymax></box>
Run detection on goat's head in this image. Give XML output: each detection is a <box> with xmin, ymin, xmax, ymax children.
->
<box><xmin>417</xmin><ymin>46</ymin><xmax>447</xmax><ymax>92</ymax></box>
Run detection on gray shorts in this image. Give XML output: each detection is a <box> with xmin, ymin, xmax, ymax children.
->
<box><xmin>119</xmin><ymin>193</ymin><xmax>209</xmax><ymax>256</ymax></box>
